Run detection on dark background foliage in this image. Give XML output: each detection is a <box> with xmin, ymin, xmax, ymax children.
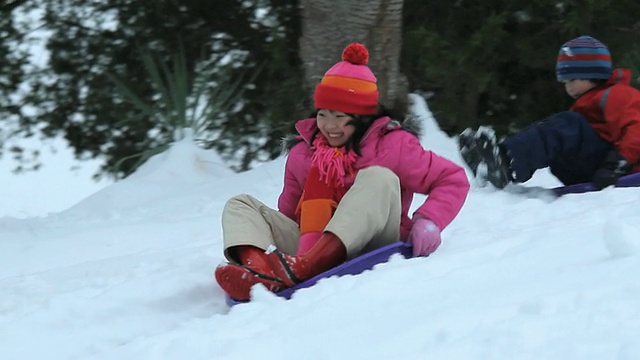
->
<box><xmin>401</xmin><ymin>0</ymin><xmax>640</xmax><ymax>134</ymax></box>
<box><xmin>1</xmin><ymin>0</ymin><xmax>639</xmax><ymax>178</ymax></box>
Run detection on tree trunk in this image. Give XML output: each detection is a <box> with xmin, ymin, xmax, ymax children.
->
<box><xmin>298</xmin><ymin>0</ymin><xmax>408</xmax><ymax>118</ymax></box>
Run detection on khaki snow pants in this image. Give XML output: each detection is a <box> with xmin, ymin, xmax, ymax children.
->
<box><xmin>221</xmin><ymin>166</ymin><xmax>401</xmax><ymax>263</ymax></box>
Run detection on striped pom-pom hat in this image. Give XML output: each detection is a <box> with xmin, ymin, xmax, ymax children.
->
<box><xmin>556</xmin><ymin>36</ymin><xmax>612</xmax><ymax>81</ymax></box>
<box><xmin>313</xmin><ymin>43</ymin><xmax>379</xmax><ymax>115</ymax></box>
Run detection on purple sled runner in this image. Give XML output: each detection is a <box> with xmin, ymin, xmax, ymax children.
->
<box><xmin>225</xmin><ymin>241</ymin><xmax>414</xmax><ymax>307</ymax></box>
<box><xmin>225</xmin><ymin>172</ymin><xmax>640</xmax><ymax>307</ymax></box>
<box><xmin>552</xmin><ymin>172</ymin><xmax>640</xmax><ymax>196</ymax></box>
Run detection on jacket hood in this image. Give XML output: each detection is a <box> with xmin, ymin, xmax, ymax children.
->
<box><xmin>606</xmin><ymin>68</ymin><xmax>632</xmax><ymax>86</ymax></box>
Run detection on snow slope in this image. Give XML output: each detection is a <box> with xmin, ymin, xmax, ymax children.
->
<box><xmin>1</xmin><ymin>94</ymin><xmax>640</xmax><ymax>360</ymax></box>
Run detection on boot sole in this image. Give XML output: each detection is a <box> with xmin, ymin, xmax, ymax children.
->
<box><xmin>458</xmin><ymin>129</ymin><xmax>482</xmax><ymax>176</ymax></box>
<box><xmin>460</xmin><ymin>127</ymin><xmax>510</xmax><ymax>189</ymax></box>
<box><xmin>474</xmin><ymin>132</ymin><xmax>510</xmax><ymax>189</ymax></box>
<box><xmin>215</xmin><ymin>264</ymin><xmax>285</xmax><ymax>301</ymax></box>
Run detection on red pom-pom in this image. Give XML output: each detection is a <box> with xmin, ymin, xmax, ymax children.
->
<box><xmin>341</xmin><ymin>43</ymin><xmax>369</xmax><ymax>65</ymax></box>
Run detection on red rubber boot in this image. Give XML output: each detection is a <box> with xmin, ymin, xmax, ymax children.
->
<box><xmin>266</xmin><ymin>232</ymin><xmax>347</xmax><ymax>287</ymax></box>
<box><xmin>214</xmin><ymin>246</ymin><xmax>285</xmax><ymax>301</ymax></box>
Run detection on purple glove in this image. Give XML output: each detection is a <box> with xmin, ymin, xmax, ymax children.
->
<box><xmin>408</xmin><ymin>216</ymin><xmax>442</xmax><ymax>257</ymax></box>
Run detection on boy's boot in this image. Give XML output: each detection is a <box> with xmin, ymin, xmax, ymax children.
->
<box><xmin>214</xmin><ymin>246</ymin><xmax>285</xmax><ymax>301</ymax></box>
<box><xmin>266</xmin><ymin>232</ymin><xmax>347</xmax><ymax>287</ymax></box>
<box><xmin>458</xmin><ymin>128</ymin><xmax>483</xmax><ymax>177</ymax></box>
<box><xmin>474</xmin><ymin>128</ymin><xmax>514</xmax><ymax>189</ymax></box>
<box><xmin>459</xmin><ymin>126</ymin><xmax>513</xmax><ymax>189</ymax></box>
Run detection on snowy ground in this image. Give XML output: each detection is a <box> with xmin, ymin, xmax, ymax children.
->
<box><xmin>1</xmin><ymin>94</ymin><xmax>640</xmax><ymax>360</ymax></box>
<box><xmin>0</xmin><ymin>136</ymin><xmax>111</xmax><ymax>218</ymax></box>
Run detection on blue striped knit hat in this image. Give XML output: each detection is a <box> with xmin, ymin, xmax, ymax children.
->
<box><xmin>556</xmin><ymin>36</ymin><xmax>612</xmax><ymax>81</ymax></box>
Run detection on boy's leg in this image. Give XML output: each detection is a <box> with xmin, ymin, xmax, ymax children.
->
<box><xmin>548</xmin><ymin>125</ymin><xmax>614</xmax><ymax>185</ymax></box>
<box><xmin>501</xmin><ymin>111</ymin><xmax>612</xmax><ymax>184</ymax></box>
<box><xmin>221</xmin><ymin>194</ymin><xmax>299</xmax><ymax>263</ymax></box>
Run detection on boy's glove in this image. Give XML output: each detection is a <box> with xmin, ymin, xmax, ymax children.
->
<box><xmin>408</xmin><ymin>216</ymin><xmax>442</xmax><ymax>257</ymax></box>
<box><xmin>592</xmin><ymin>150</ymin><xmax>631</xmax><ymax>190</ymax></box>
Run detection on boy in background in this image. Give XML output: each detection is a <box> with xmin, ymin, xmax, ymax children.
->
<box><xmin>461</xmin><ymin>35</ymin><xmax>640</xmax><ymax>190</ymax></box>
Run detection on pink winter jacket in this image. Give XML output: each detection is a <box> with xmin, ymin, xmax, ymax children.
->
<box><xmin>277</xmin><ymin>116</ymin><xmax>470</xmax><ymax>240</ymax></box>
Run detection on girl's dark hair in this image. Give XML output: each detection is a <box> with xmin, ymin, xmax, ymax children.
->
<box><xmin>311</xmin><ymin>104</ymin><xmax>401</xmax><ymax>156</ymax></box>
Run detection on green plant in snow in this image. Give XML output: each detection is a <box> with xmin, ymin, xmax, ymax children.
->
<box><xmin>108</xmin><ymin>47</ymin><xmax>251</xmax><ymax>177</ymax></box>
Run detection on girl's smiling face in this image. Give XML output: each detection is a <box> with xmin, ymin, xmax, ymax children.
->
<box><xmin>316</xmin><ymin>109</ymin><xmax>356</xmax><ymax>147</ymax></box>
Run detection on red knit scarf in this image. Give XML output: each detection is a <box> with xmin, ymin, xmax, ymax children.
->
<box><xmin>310</xmin><ymin>135</ymin><xmax>357</xmax><ymax>189</ymax></box>
<box><xmin>296</xmin><ymin>135</ymin><xmax>357</xmax><ymax>233</ymax></box>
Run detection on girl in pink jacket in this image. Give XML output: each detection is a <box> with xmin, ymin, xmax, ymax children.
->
<box><xmin>215</xmin><ymin>43</ymin><xmax>470</xmax><ymax>301</ymax></box>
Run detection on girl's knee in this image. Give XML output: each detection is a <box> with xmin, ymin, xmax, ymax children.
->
<box><xmin>348</xmin><ymin>167</ymin><xmax>401</xmax><ymax>203</ymax></box>
<box><xmin>223</xmin><ymin>194</ymin><xmax>256</xmax><ymax>211</ymax></box>
<box><xmin>356</xmin><ymin>166</ymin><xmax>399</xmax><ymax>187</ymax></box>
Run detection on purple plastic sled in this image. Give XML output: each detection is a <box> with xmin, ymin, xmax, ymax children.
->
<box><xmin>552</xmin><ymin>172</ymin><xmax>640</xmax><ymax>196</ymax></box>
<box><xmin>225</xmin><ymin>241</ymin><xmax>414</xmax><ymax>307</ymax></box>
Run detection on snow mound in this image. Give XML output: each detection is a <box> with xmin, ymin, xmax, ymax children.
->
<box><xmin>62</xmin><ymin>133</ymin><xmax>234</xmax><ymax>219</ymax></box>
<box><xmin>128</xmin><ymin>133</ymin><xmax>234</xmax><ymax>182</ymax></box>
